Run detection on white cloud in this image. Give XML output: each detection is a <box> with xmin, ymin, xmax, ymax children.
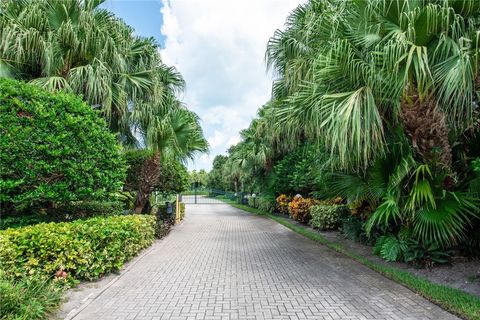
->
<box><xmin>160</xmin><ymin>0</ymin><xmax>302</xmax><ymax>171</ymax></box>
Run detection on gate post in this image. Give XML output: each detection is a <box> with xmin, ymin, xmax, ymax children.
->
<box><xmin>175</xmin><ymin>194</ymin><xmax>180</xmax><ymax>224</ymax></box>
<box><xmin>194</xmin><ymin>183</ymin><xmax>197</xmax><ymax>204</ymax></box>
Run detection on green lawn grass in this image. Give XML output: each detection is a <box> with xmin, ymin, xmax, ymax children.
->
<box><xmin>222</xmin><ymin>200</ymin><xmax>480</xmax><ymax>320</ymax></box>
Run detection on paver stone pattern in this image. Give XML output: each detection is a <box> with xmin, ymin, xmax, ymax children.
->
<box><xmin>73</xmin><ymin>204</ymin><xmax>458</xmax><ymax>320</ymax></box>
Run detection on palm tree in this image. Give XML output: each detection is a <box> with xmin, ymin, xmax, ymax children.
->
<box><xmin>267</xmin><ymin>0</ymin><xmax>480</xmax><ymax>172</ymax></box>
<box><xmin>131</xmin><ymin>103</ymin><xmax>208</xmax><ymax>212</ymax></box>
<box><xmin>0</xmin><ymin>0</ymin><xmax>185</xmax><ymax>144</ymax></box>
<box><xmin>262</xmin><ymin>0</ymin><xmax>480</xmax><ymax>247</ymax></box>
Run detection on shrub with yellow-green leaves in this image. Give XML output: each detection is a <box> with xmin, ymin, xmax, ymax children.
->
<box><xmin>310</xmin><ymin>205</ymin><xmax>350</xmax><ymax>230</ymax></box>
<box><xmin>0</xmin><ymin>214</ymin><xmax>155</xmax><ymax>281</ymax></box>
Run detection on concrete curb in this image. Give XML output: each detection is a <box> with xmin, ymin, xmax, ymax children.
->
<box><xmin>63</xmin><ymin>242</ymin><xmax>158</xmax><ymax>320</ymax></box>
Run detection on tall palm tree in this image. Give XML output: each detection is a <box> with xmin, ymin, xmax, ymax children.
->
<box><xmin>267</xmin><ymin>0</ymin><xmax>480</xmax><ymax>172</ymax></box>
<box><xmin>0</xmin><ymin>0</ymin><xmax>185</xmax><ymax>144</ymax></box>
<box><xmin>131</xmin><ymin>101</ymin><xmax>208</xmax><ymax>212</ymax></box>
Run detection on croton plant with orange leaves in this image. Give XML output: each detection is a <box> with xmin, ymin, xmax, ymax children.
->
<box><xmin>288</xmin><ymin>195</ymin><xmax>318</xmax><ymax>223</ymax></box>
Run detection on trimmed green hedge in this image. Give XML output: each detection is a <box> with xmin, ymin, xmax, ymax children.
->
<box><xmin>0</xmin><ymin>214</ymin><xmax>155</xmax><ymax>281</ymax></box>
<box><xmin>247</xmin><ymin>195</ymin><xmax>276</xmax><ymax>213</ymax></box>
<box><xmin>0</xmin><ymin>78</ymin><xmax>126</xmax><ymax>212</ymax></box>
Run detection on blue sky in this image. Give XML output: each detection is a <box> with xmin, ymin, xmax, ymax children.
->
<box><xmin>103</xmin><ymin>0</ymin><xmax>301</xmax><ymax>171</ymax></box>
<box><xmin>102</xmin><ymin>1</ymin><xmax>166</xmax><ymax>45</ymax></box>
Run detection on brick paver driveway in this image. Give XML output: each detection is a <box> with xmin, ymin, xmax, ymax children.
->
<box><xmin>73</xmin><ymin>204</ymin><xmax>457</xmax><ymax>320</ymax></box>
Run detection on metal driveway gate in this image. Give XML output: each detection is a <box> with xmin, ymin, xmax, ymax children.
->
<box><xmin>180</xmin><ymin>189</ymin><xmax>235</xmax><ymax>204</ymax></box>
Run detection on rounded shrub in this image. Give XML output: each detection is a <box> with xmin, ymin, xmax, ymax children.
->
<box><xmin>0</xmin><ymin>79</ymin><xmax>126</xmax><ymax>212</ymax></box>
<box><xmin>288</xmin><ymin>195</ymin><xmax>317</xmax><ymax>223</ymax></box>
<box><xmin>310</xmin><ymin>204</ymin><xmax>350</xmax><ymax>230</ymax></box>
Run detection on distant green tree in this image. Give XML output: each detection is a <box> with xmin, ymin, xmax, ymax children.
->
<box><xmin>189</xmin><ymin>169</ymin><xmax>208</xmax><ymax>188</ymax></box>
<box><xmin>207</xmin><ymin>155</ymin><xmax>228</xmax><ymax>190</ymax></box>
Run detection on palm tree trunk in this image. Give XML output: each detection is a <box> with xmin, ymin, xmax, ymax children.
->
<box><xmin>401</xmin><ymin>95</ymin><xmax>452</xmax><ymax>170</ymax></box>
<box><xmin>134</xmin><ymin>151</ymin><xmax>161</xmax><ymax>213</ymax></box>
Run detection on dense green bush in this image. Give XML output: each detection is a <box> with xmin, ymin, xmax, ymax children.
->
<box><xmin>0</xmin><ymin>214</ymin><xmax>155</xmax><ymax>281</ymax></box>
<box><xmin>248</xmin><ymin>195</ymin><xmax>276</xmax><ymax>213</ymax></box>
<box><xmin>247</xmin><ymin>196</ymin><xmax>257</xmax><ymax>208</ymax></box>
<box><xmin>155</xmin><ymin>201</ymin><xmax>185</xmax><ymax>220</ymax></box>
<box><xmin>339</xmin><ymin>215</ymin><xmax>365</xmax><ymax>242</ymax></box>
<box><xmin>0</xmin><ymin>201</ymin><xmax>123</xmax><ymax>230</ymax></box>
<box><xmin>0</xmin><ymin>271</ymin><xmax>63</xmax><ymax>320</ymax></box>
<box><xmin>0</xmin><ymin>79</ymin><xmax>126</xmax><ymax>212</ymax></box>
<box><xmin>153</xmin><ymin>219</ymin><xmax>172</xmax><ymax>239</ymax></box>
<box><xmin>0</xmin><ymin>215</ymin><xmax>50</xmax><ymax>230</ymax></box>
<box><xmin>310</xmin><ymin>205</ymin><xmax>349</xmax><ymax>230</ymax></box>
<box><xmin>46</xmin><ymin>201</ymin><xmax>124</xmax><ymax>220</ymax></box>
<box><xmin>152</xmin><ymin>201</ymin><xmax>184</xmax><ymax>238</ymax></box>
<box><xmin>123</xmin><ymin>150</ymin><xmax>154</xmax><ymax>192</ymax></box>
<box><xmin>257</xmin><ymin>196</ymin><xmax>276</xmax><ymax>213</ymax></box>
<box><xmin>270</xmin><ymin>145</ymin><xmax>321</xmax><ymax>195</ymax></box>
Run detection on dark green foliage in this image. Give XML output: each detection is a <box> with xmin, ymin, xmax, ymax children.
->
<box><xmin>459</xmin><ymin>223</ymin><xmax>480</xmax><ymax>257</ymax></box>
<box><xmin>46</xmin><ymin>200</ymin><xmax>124</xmax><ymax>220</ymax></box>
<box><xmin>207</xmin><ymin>155</ymin><xmax>228</xmax><ymax>190</ymax></box>
<box><xmin>246</xmin><ymin>195</ymin><xmax>275</xmax><ymax>211</ymax></box>
<box><xmin>153</xmin><ymin>201</ymin><xmax>184</xmax><ymax>238</ymax></box>
<box><xmin>153</xmin><ymin>216</ymin><xmax>173</xmax><ymax>239</ymax></box>
<box><xmin>159</xmin><ymin>161</ymin><xmax>190</xmax><ymax>194</ymax></box>
<box><xmin>0</xmin><ymin>271</ymin><xmax>63</xmax><ymax>320</ymax></box>
<box><xmin>469</xmin><ymin>158</ymin><xmax>480</xmax><ymax>195</ymax></box>
<box><xmin>270</xmin><ymin>145</ymin><xmax>320</xmax><ymax>195</ymax></box>
<box><xmin>0</xmin><ymin>79</ymin><xmax>126</xmax><ymax>212</ymax></box>
<box><xmin>373</xmin><ymin>235</ymin><xmax>408</xmax><ymax>262</ymax></box>
<box><xmin>0</xmin><ymin>201</ymin><xmax>123</xmax><ymax>230</ymax></box>
<box><xmin>472</xmin><ymin>158</ymin><xmax>480</xmax><ymax>173</ymax></box>
<box><xmin>0</xmin><ymin>214</ymin><xmax>156</xmax><ymax>280</ymax></box>
<box><xmin>247</xmin><ymin>196</ymin><xmax>257</xmax><ymax>208</ymax></box>
<box><xmin>257</xmin><ymin>195</ymin><xmax>276</xmax><ymax>213</ymax></box>
<box><xmin>340</xmin><ymin>216</ymin><xmax>365</xmax><ymax>242</ymax></box>
<box><xmin>0</xmin><ymin>215</ymin><xmax>50</xmax><ymax>230</ymax></box>
<box><xmin>124</xmin><ymin>150</ymin><xmax>189</xmax><ymax>194</ymax></box>
<box><xmin>403</xmin><ymin>240</ymin><xmax>450</xmax><ymax>268</ymax></box>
